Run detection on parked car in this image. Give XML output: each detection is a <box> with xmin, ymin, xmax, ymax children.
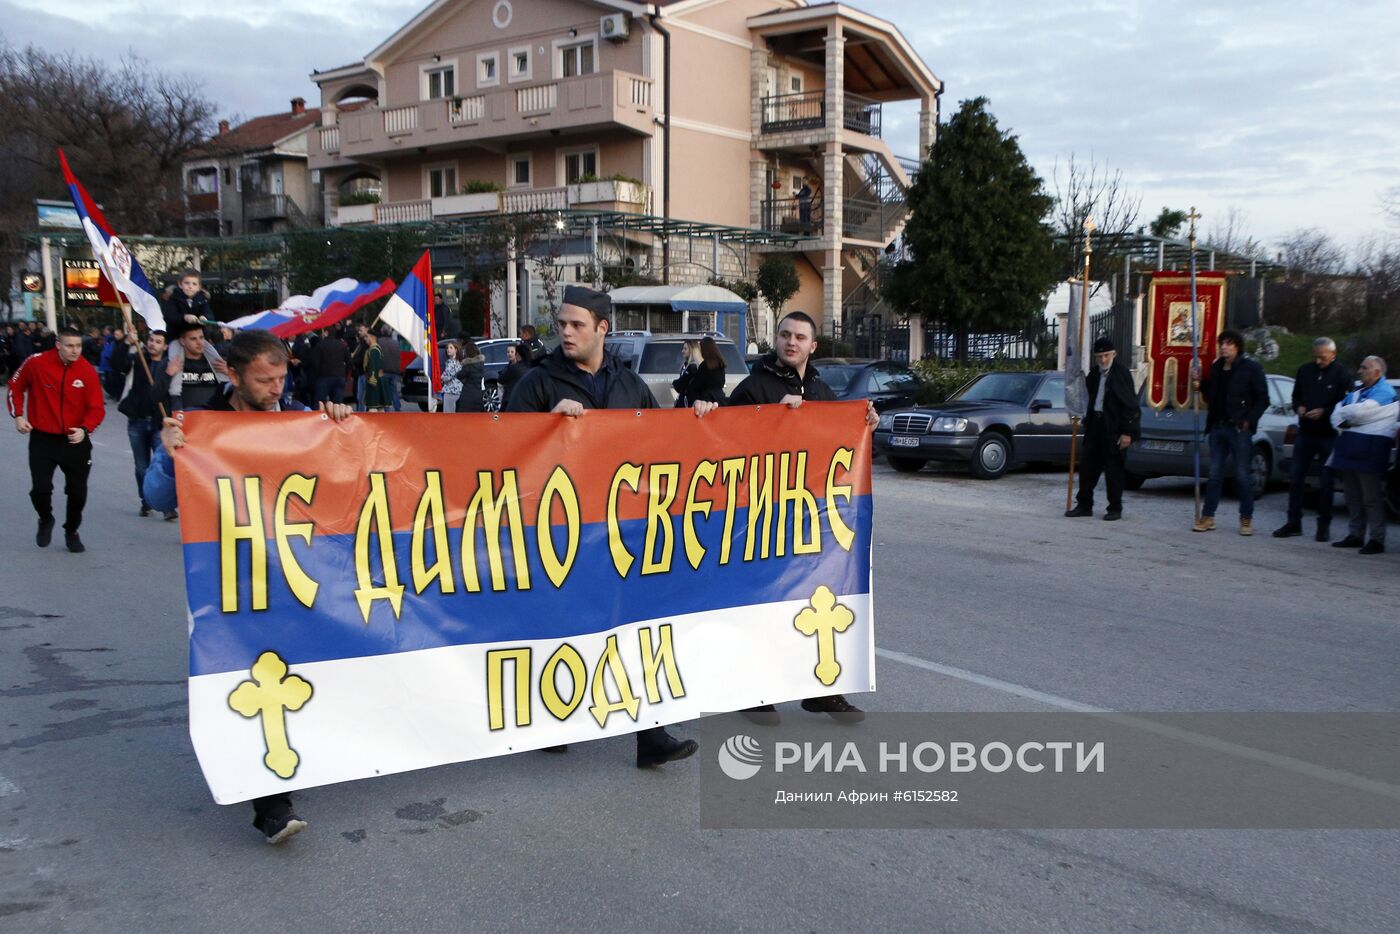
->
<box><xmin>873</xmin><ymin>370</ymin><xmax>1071</xmax><ymax>479</ymax></box>
<box><xmin>1124</xmin><ymin>374</ymin><xmax>1295</xmax><ymax>498</ymax></box>
<box><xmin>604</xmin><ymin>331</ymin><xmax>748</xmax><ymax>406</ymax></box>
<box><xmin>810</xmin><ymin>359</ymin><xmax>923</xmax><ymax>411</ymax></box>
<box><xmin>404</xmin><ymin>338</ymin><xmax>518</xmax><ymax>411</ymax></box>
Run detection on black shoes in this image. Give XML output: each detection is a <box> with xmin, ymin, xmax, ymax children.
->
<box><xmin>1315</xmin><ymin>523</ymin><xmax>1331</xmax><ymax>543</ymax></box>
<box><xmin>36</xmin><ymin>518</ymin><xmax>54</xmax><ymax>548</ymax></box>
<box><xmin>139</xmin><ymin>503</ymin><xmax>151</xmax><ymax>517</ymax></box>
<box><xmin>1064</xmin><ymin>505</ymin><xmax>1093</xmax><ymax>518</ymax></box>
<box><xmin>1332</xmin><ymin>535</ymin><xmax>1364</xmax><ymax>549</ymax></box>
<box><xmin>65</xmin><ymin>533</ymin><xmax>85</xmax><ymax>554</ymax></box>
<box><xmin>741</xmin><ymin>704</ymin><xmax>781</xmax><ymax>726</ymax></box>
<box><xmin>542</xmin><ymin>744</ymin><xmax>569</xmax><ymax>754</ymax></box>
<box><xmin>636</xmin><ymin>729</ymin><xmax>699</xmax><ymax>769</ymax></box>
<box><xmin>1103</xmin><ymin>510</ymin><xmax>1122</xmax><ymax>521</ymax></box>
<box><xmin>801</xmin><ymin>695</ymin><xmax>866</xmax><ymax>723</ymax></box>
<box><xmin>1359</xmin><ymin>540</ymin><xmax>1385</xmax><ymax>555</ymax></box>
<box><xmin>1272</xmin><ymin>522</ymin><xmax>1302</xmax><ymax>538</ymax></box>
<box><xmin>255</xmin><ymin>810</ymin><xmax>308</xmax><ymax>845</ymax></box>
<box><xmin>164</xmin><ymin>510</ymin><xmax>179</xmax><ymax>522</ymax></box>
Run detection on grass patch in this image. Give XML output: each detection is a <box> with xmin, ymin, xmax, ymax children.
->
<box><xmin>1261</xmin><ymin>329</ymin><xmax>1353</xmax><ymax>376</ymax></box>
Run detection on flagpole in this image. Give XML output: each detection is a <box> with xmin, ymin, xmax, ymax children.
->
<box><xmin>1187</xmin><ymin>206</ymin><xmax>1202</xmax><ymax>523</ymax></box>
<box><xmin>1065</xmin><ymin>217</ymin><xmax>1095</xmax><ymax>512</ymax></box>
<box><xmin>94</xmin><ymin>252</ymin><xmax>168</xmax><ymax>421</ymax></box>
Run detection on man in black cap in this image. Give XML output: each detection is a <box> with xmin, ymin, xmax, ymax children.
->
<box><xmin>1066</xmin><ymin>336</ymin><xmax>1140</xmax><ymax>520</ymax></box>
<box><xmin>507</xmin><ymin>283</ymin><xmax>700</xmax><ymax>769</ymax></box>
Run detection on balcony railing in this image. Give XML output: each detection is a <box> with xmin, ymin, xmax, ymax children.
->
<box><xmin>246</xmin><ymin>194</ymin><xmax>290</xmax><ymax>220</ymax></box>
<box><xmin>448</xmin><ymin>95</ymin><xmax>486</xmax><ymax>124</ymax></box>
<box><xmin>760</xmin><ymin>91</ymin><xmax>824</xmax><ymax>133</ymax></box>
<box><xmin>761</xmin><ymin>196</ymin><xmax>822</xmax><ymax>236</ymax></box>
<box><xmin>503</xmin><ymin>186</ymin><xmax>568</xmax><ymax>213</ymax></box>
<box><xmin>319</xmin><ymin>126</ymin><xmax>340</xmax><ymax>153</ymax></box>
<box><xmin>843</xmin><ymin>197</ymin><xmax>907</xmax><ymax>242</ymax></box>
<box><xmin>383</xmin><ymin>105</ymin><xmax>418</xmax><ymax>136</ymax></box>
<box><xmin>377</xmin><ymin>199</ymin><xmax>431</xmax><ymax>224</ymax></box>
<box><xmin>842</xmin><ymin>93</ymin><xmax>881</xmax><ymax>137</ymax></box>
<box><xmin>185</xmin><ymin>191</ymin><xmax>219</xmax><ymax>215</ymax></box>
<box><xmin>516</xmin><ymin>83</ymin><xmax>558</xmax><ymax>114</ymax></box>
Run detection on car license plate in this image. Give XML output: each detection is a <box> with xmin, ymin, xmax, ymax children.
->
<box><xmin>1140</xmin><ymin>440</ymin><xmax>1184</xmax><ymax>453</ymax></box>
<box><xmin>890</xmin><ymin>436</ymin><xmax>920</xmax><ymax>448</ymax></box>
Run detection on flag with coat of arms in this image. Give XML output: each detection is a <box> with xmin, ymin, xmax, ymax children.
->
<box><xmin>379</xmin><ymin>251</ymin><xmax>441</xmax><ymax>411</ymax></box>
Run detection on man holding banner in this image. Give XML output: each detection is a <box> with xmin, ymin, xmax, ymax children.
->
<box><xmin>507</xmin><ymin>284</ymin><xmax>700</xmax><ymax>767</ymax></box>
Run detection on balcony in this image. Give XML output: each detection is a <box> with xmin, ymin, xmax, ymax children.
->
<box><xmin>185</xmin><ymin>191</ymin><xmax>219</xmax><ymax>216</ymax></box>
<box><xmin>760</xmin><ymin>196</ymin><xmax>822</xmax><ymax>237</ymax></box>
<box><xmin>246</xmin><ymin>194</ymin><xmax>290</xmax><ymax>220</ymax></box>
<box><xmin>758</xmin><ymin>91</ymin><xmax>882</xmax><ymax>138</ymax></box>
<box><xmin>331</xmin><ymin>179</ymin><xmax>650</xmax><ymax>227</ymax></box>
<box><xmin>316</xmin><ymin>71</ymin><xmax>654</xmax><ymax>167</ymax></box>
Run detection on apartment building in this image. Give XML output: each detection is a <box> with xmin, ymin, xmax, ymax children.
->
<box><xmin>184</xmin><ymin>99</ymin><xmax>326</xmax><ymax>237</ymax></box>
<box><xmin>306</xmin><ymin>0</ymin><xmax>940</xmax><ymax>343</ymax></box>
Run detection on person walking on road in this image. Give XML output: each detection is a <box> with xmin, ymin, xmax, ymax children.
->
<box><xmin>1328</xmin><ymin>355</ymin><xmax>1397</xmax><ymax>555</ymax></box>
<box><xmin>1190</xmin><ymin>329</ymin><xmax>1269</xmax><ymax>535</ymax></box>
<box><xmin>1273</xmin><ymin>337</ymin><xmax>1351</xmax><ymax>541</ymax></box>
<box><xmin>110</xmin><ymin>327</ymin><xmax>173</xmax><ymax>519</ymax></box>
<box><xmin>697</xmin><ymin>310</ymin><xmax>879</xmax><ymax>726</ymax></box>
<box><xmin>7</xmin><ymin>325</ymin><xmax>105</xmax><ymax>552</ymax></box>
<box><xmin>507</xmin><ymin>284</ymin><xmax>702</xmax><ymax>770</ymax></box>
<box><xmin>1065</xmin><ymin>336</ymin><xmax>1141</xmax><ymax>521</ymax></box>
<box><xmin>308</xmin><ymin>328</ymin><xmax>350</xmax><ymax>406</ymax></box>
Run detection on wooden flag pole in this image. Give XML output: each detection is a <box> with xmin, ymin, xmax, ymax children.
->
<box><xmin>1065</xmin><ymin>217</ymin><xmax>1095</xmax><ymax>511</ymax></box>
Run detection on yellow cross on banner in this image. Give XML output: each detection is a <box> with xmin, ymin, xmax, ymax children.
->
<box><xmin>793</xmin><ymin>585</ymin><xmax>855</xmax><ymax>686</ymax></box>
<box><xmin>228</xmin><ymin>652</ymin><xmax>314</xmax><ymax>779</ymax></box>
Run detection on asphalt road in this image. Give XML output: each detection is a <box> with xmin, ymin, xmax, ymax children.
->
<box><xmin>2</xmin><ymin>403</ymin><xmax>1398</xmax><ymax>933</ymax></box>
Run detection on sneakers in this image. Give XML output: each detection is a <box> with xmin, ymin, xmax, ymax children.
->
<box><xmin>256</xmin><ymin>811</ymin><xmax>308</xmax><ymax>845</ymax></box>
<box><xmin>1192</xmin><ymin>516</ymin><xmax>1216</xmax><ymax>533</ymax></box>
<box><xmin>163</xmin><ymin>510</ymin><xmax>179</xmax><ymax>522</ymax></box>
<box><xmin>741</xmin><ymin>704</ymin><xmax>781</xmax><ymax>727</ymax></box>
<box><xmin>65</xmin><ymin>532</ymin><xmax>85</xmax><ymax>554</ymax></box>
<box><xmin>1272</xmin><ymin>522</ymin><xmax>1302</xmax><ymax>538</ymax></box>
<box><xmin>636</xmin><ymin>728</ymin><xmax>699</xmax><ymax>769</ymax></box>
<box><xmin>1239</xmin><ymin>518</ymin><xmax>1253</xmax><ymax>536</ymax></box>
<box><xmin>1064</xmin><ymin>505</ymin><xmax>1093</xmax><ymax>518</ymax></box>
<box><xmin>801</xmin><ymin>695</ymin><xmax>866</xmax><ymax>723</ymax></box>
<box><xmin>1332</xmin><ymin>535</ymin><xmax>1364</xmax><ymax>549</ymax></box>
<box><xmin>139</xmin><ymin>503</ymin><xmax>152</xmax><ymax>518</ymax></box>
<box><xmin>1359</xmin><ymin>540</ymin><xmax>1385</xmax><ymax>555</ymax></box>
<box><xmin>36</xmin><ymin>517</ymin><xmax>54</xmax><ymax>548</ymax></box>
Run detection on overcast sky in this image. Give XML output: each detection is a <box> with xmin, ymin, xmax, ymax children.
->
<box><xmin>4</xmin><ymin>0</ymin><xmax>1397</xmax><ymax>255</ymax></box>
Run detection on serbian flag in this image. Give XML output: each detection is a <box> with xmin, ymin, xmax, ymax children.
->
<box><xmin>58</xmin><ymin>148</ymin><xmax>166</xmax><ymax>333</ymax></box>
<box><xmin>380</xmin><ymin>251</ymin><xmax>441</xmax><ymax>411</ymax></box>
<box><xmin>225</xmin><ymin>278</ymin><xmax>395</xmax><ymax>338</ymax></box>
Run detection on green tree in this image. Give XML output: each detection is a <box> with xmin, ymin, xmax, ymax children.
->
<box><xmin>1149</xmin><ymin>207</ymin><xmax>1188</xmax><ymax>239</ymax></box>
<box><xmin>756</xmin><ymin>252</ymin><xmax>800</xmax><ymax>319</ymax></box>
<box><xmin>887</xmin><ymin>97</ymin><xmax>1059</xmax><ymax>360</ymax></box>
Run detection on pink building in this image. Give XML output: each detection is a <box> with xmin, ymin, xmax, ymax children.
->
<box><xmin>306</xmin><ymin>0</ymin><xmax>941</xmax><ymax>344</ymax></box>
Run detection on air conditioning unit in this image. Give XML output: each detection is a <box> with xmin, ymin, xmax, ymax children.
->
<box><xmin>600</xmin><ymin>13</ymin><xmax>630</xmax><ymax>41</ymax></box>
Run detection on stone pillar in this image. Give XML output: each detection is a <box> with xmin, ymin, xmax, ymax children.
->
<box><xmin>824</xmin><ymin>26</ymin><xmax>845</xmax><ymax>139</ymax></box>
<box><xmin>505</xmin><ymin>238</ymin><xmax>518</xmax><ymax>338</ymax></box>
<box><xmin>908</xmin><ymin>313</ymin><xmax>925</xmax><ymax>360</ymax></box>
<box><xmin>918</xmin><ymin>94</ymin><xmax>937</xmax><ymax>160</ymax></box>
<box><xmin>822</xmin><ymin>27</ymin><xmax>846</xmax><ymax>334</ymax></box>
<box><xmin>750</xmin><ymin>47</ymin><xmax>768</xmax><ymax>139</ymax></box>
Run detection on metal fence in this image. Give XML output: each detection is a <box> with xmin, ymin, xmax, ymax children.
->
<box><xmin>825</xmin><ymin>318</ymin><xmax>1059</xmax><ymax>364</ymax></box>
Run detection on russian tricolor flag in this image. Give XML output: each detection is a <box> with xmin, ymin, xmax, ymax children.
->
<box><xmin>225</xmin><ymin>278</ymin><xmax>395</xmax><ymax>338</ymax></box>
<box><xmin>58</xmin><ymin>148</ymin><xmax>166</xmax><ymax>333</ymax></box>
<box><xmin>380</xmin><ymin>251</ymin><xmax>441</xmax><ymax>410</ymax></box>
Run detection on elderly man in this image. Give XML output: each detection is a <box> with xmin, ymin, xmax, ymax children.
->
<box><xmin>1274</xmin><ymin>337</ymin><xmax>1351</xmax><ymax>540</ymax></box>
<box><xmin>1329</xmin><ymin>355</ymin><xmax>1397</xmax><ymax>555</ymax></box>
<box><xmin>1065</xmin><ymin>336</ymin><xmax>1140</xmax><ymax>521</ymax></box>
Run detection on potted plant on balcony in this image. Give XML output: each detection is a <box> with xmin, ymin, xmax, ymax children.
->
<box><xmin>570</xmin><ymin>173</ymin><xmax>647</xmax><ymax>207</ymax></box>
<box><xmin>433</xmin><ymin>180</ymin><xmax>503</xmax><ymax>217</ymax></box>
<box><xmin>335</xmin><ymin>190</ymin><xmax>381</xmax><ymax>225</ymax></box>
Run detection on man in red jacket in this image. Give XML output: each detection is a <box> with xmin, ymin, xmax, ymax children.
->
<box><xmin>8</xmin><ymin>325</ymin><xmax>105</xmax><ymax>552</ymax></box>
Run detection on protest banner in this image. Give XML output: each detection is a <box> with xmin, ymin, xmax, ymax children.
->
<box><xmin>175</xmin><ymin>405</ymin><xmax>875</xmax><ymax>802</ymax></box>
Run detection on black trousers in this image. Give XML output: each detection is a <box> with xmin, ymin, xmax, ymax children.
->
<box><xmin>29</xmin><ymin>430</ymin><xmax>93</xmax><ymax>533</ymax></box>
<box><xmin>251</xmin><ymin>793</ymin><xmax>294</xmax><ymax>828</ymax></box>
<box><xmin>1076</xmin><ymin>420</ymin><xmax>1126</xmax><ymax>512</ymax></box>
<box><xmin>1286</xmin><ymin>432</ymin><xmax>1335</xmax><ymax>526</ymax></box>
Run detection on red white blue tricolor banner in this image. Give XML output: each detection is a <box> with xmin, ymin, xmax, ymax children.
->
<box><xmin>225</xmin><ymin>278</ymin><xmax>395</xmax><ymax>338</ymax></box>
<box><xmin>173</xmin><ymin>406</ymin><xmax>876</xmax><ymax>802</ymax></box>
<box><xmin>58</xmin><ymin>148</ymin><xmax>166</xmax><ymax>332</ymax></box>
<box><xmin>381</xmin><ymin>251</ymin><xmax>439</xmax><ymax>408</ymax></box>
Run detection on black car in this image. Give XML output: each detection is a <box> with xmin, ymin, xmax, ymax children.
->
<box><xmin>404</xmin><ymin>338</ymin><xmax>518</xmax><ymax>411</ymax></box>
<box><xmin>873</xmin><ymin>370</ymin><xmax>1071</xmax><ymax>479</ymax></box>
<box><xmin>811</xmin><ymin>358</ymin><xmax>922</xmax><ymax>411</ymax></box>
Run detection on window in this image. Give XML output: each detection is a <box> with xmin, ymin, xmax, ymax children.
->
<box><xmin>424</xmin><ymin>65</ymin><xmax>456</xmax><ymax>100</ymax></box>
<box><xmin>508</xmin><ymin>47</ymin><xmax>531</xmax><ymax>82</ymax></box>
<box><xmin>790</xmin><ymin>74</ymin><xmax>803</xmax><ymax>93</ymax></box>
<box><xmin>427</xmin><ymin>165</ymin><xmax>458</xmax><ymax>199</ymax></box>
<box><xmin>187</xmin><ymin>169</ymin><xmax>217</xmax><ymax>193</ymax></box>
<box><xmin>1041</xmin><ymin>377</ymin><xmax>1067</xmax><ymax>408</ymax></box>
<box><xmin>560</xmin><ymin>40</ymin><xmax>596</xmax><ymax>78</ymax></box>
<box><xmin>563</xmin><ymin>149</ymin><xmax>598</xmax><ymax>183</ymax></box>
<box><xmin>477</xmin><ymin>52</ymin><xmax>499</xmax><ymax>88</ymax></box>
<box><xmin>510</xmin><ymin>156</ymin><xmax>531</xmax><ymax>188</ymax></box>
<box><xmin>222</xmin><ymin>167</ymin><xmax>231</xmax><ymax>185</ymax></box>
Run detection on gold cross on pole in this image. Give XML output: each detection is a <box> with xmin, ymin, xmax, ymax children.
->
<box><xmin>228</xmin><ymin>651</ymin><xmax>314</xmax><ymax>779</ymax></box>
<box><xmin>793</xmin><ymin>586</ymin><xmax>856</xmax><ymax>686</ymax></box>
<box><xmin>1187</xmin><ymin>206</ymin><xmax>1201</xmax><ymax>248</ymax></box>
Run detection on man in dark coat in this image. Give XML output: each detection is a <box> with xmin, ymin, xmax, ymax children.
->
<box><xmin>110</xmin><ymin>328</ymin><xmax>171</xmax><ymax>517</ymax></box>
<box><xmin>1273</xmin><ymin>336</ymin><xmax>1351</xmax><ymax>541</ymax></box>
<box><xmin>1065</xmin><ymin>336</ymin><xmax>1141</xmax><ymax>521</ymax></box>
<box><xmin>507</xmin><ymin>284</ymin><xmax>699</xmax><ymax>769</ymax></box>
<box><xmin>307</xmin><ymin>329</ymin><xmax>351</xmax><ymax>405</ymax></box>
<box><xmin>696</xmin><ymin>310</ymin><xmax>879</xmax><ymax>726</ymax></box>
<box><xmin>1191</xmin><ymin>329</ymin><xmax>1270</xmax><ymax>535</ymax></box>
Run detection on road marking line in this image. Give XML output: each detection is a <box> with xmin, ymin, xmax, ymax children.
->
<box><xmin>0</xmin><ymin>773</ymin><xmax>20</xmax><ymax>797</ymax></box>
<box><xmin>876</xmin><ymin>646</ymin><xmax>1400</xmax><ymax>802</ymax></box>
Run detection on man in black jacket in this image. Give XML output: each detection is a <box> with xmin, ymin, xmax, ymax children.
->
<box><xmin>110</xmin><ymin>328</ymin><xmax>171</xmax><ymax>518</ymax></box>
<box><xmin>507</xmin><ymin>284</ymin><xmax>700</xmax><ymax>769</ymax></box>
<box><xmin>696</xmin><ymin>310</ymin><xmax>878</xmax><ymax>726</ymax></box>
<box><xmin>1273</xmin><ymin>336</ymin><xmax>1350</xmax><ymax>541</ymax></box>
<box><xmin>308</xmin><ymin>329</ymin><xmax>351</xmax><ymax>405</ymax></box>
<box><xmin>1191</xmin><ymin>329</ymin><xmax>1270</xmax><ymax>535</ymax></box>
<box><xmin>1066</xmin><ymin>337</ymin><xmax>1141</xmax><ymax>521</ymax></box>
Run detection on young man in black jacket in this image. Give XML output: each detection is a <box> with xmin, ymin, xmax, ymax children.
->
<box><xmin>507</xmin><ymin>285</ymin><xmax>701</xmax><ymax>769</ymax></box>
<box><xmin>696</xmin><ymin>310</ymin><xmax>879</xmax><ymax>725</ymax></box>
<box><xmin>1065</xmin><ymin>337</ymin><xmax>1141</xmax><ymax>521</ymax></box>
<box><xmin>1273</xmin><ymin>336</ymin><xmax>1351</xmax><ymax>541</ymax></box>
<box><xmin>1191</xmin><ymin>329</ymin><xmax>1270</xmax><ymax>535</ymax></box>
<box><xmin>110</xmin><ymin>328</ymin><xmax>171</xmax><ymax>518</ymax></box>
